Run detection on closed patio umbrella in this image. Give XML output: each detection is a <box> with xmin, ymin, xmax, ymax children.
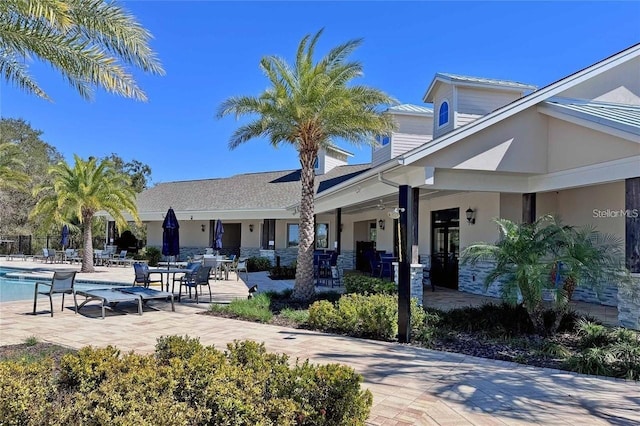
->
<box><xmin>162</xmin><ymin>208</ymin><xmax>180</xmax><ymax>266</ymax></box>
<box><xmin>213</xmin><ymin>219</ymin><xmax>224</xmax><ymax>252</ymax></box>
<box><xmin>60</xmin><ymin>225</ymin><xmax>69</xmax><ymax>249</ymax></box>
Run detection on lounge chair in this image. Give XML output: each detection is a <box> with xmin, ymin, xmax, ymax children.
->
<box><xmin>76</xmin><ymin>288</ymin><xmax>143</xmax><ymax>319</ymax></box>
<box><xmin>109</xmin><ymin>250</ymin><xmax>135</xmax><ymax>267</ymax></box>
<box><xmin>117</xmin><ymin>286</ymin><xmax>175</xmax><ymax>312</ymax></box>
<box><xmin>35</xmin><ymin>248</ymin><xmax>56</xmax><ymax>263</ymax></box>
<box><xmin>33</xmin><ymin>271</ymin><xmax>78</xmax><ymax>317</ymax></box>
<box><xmin>179</xmin><ymin>265</ymin><xmax>212</xmax><ymax>303</ymax></box>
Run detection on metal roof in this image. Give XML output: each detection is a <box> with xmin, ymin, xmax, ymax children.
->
<box><xmin>386</xmin><ymin>104</ymin><xmax>433</xmax><ymax>116</ymax></box>
<box><xmin>436</xmin><ymin>73</ymin><xmax>538</xmax><ymax>91</ymax></box>
<box><xmin>544</xmin><ymin>99</ymin><xmax>640</xmax><ymax>136</ymax></box>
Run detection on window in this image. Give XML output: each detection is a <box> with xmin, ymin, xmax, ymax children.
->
<box><xmin>287</xmin><ymin>224</ymin><xmax>299</xmax><ymax>247</ymax></box>
<box><xmin>315</xmin><ymin>223</ymin><xmax>329</xmax><ymax>249</ymax></box>
<box><xmin>314</xmin><ymin>157</ymin><xmax>319</xmax><ymax>169</ymax></box>
<box><xmin>375</xmin><ymin>134</ymin><xmax>390</xmax><ymax>147</ymax></box>
<box><xmin>438</xmin><ymin>101</ymin><xmax>449</xmax><ymax>127</ymax></box>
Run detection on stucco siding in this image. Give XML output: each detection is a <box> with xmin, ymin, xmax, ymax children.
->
<box><xmin>499</xmin><ymin>193</ymin><xmax>522</xmax><ymax>222</ymax></box>
<box><xmin>547</xmin><ymin>118</ymin><xmax>640</xmax><ymax>173</ymax></box>
<box><xmin>559</xmin><ymin>57</ymin><xmax>640</xmax><ymax>104</ymax></box>
<box><xmin>457</xmin><ymin>87</ymin><xmax>522</xmax><ymax>115</ymax></box>
<box><xmin>427</xmin><ymin>108</ymin><xmax>548</xmax><ymax>173</ymax></box>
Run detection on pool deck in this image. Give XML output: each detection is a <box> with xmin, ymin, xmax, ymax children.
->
<box><xmin>1</xmin><ymin>259</ymin><xmax>639</xmax><ymax>425</ymax></box>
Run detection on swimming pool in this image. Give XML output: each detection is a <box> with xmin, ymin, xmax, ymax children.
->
<box><xmin>0</xmin><ymin>268</ymin><xmax>119</xmax><ymax>303</ymax></box>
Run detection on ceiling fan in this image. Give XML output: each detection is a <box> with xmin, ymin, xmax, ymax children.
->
<box><xmin>375</xmin><ymin>199</ymin><xmax>386</xmax><ymax>210</ymax></box>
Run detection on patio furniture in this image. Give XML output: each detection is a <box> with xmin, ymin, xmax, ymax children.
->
<box><xmin>33</xmin><ymin>270</ymin><xmax>78</xmax><ymax>317</ymax></box>
<box><xmin>117</xmin><ymin>286</ymin><xmax>175</xmax><ymax>312</ymax></box>
<box><xmin>35</xmin><ymin>248</ymin><xmax>56</xmax><ymax>263</ymax></box>
<box><xmin>179</xmin><ymin>265</ymin><xmax>212</xmax><ymax>303</ymax></box>
<box><xmin>172</xmin><ymin>261</ymin><xmax>202</xmax><ymax>293</ymax></box>
<box><xmin>64</xmin><ymin>248</ymin><xmax>82</xmax><ymax>264</ymax></box>
<box><xmin>133</xmin><ymin>262</ymin><xmax>163</xmax><ymax>288</ymax></box>
<box><xmin>109</xmin><ymin>250</ymin><xmax>135</xmax><ymax>267</ymax></box>
<box><xmin>235</xmin><ymin>258</ymin><xmax>248</xmax><ymax>282</ymax></box>
<box><xmin>76</xmin><ymin>289</ymin><xmax>143</xmax><ymax>319</ymax></box>
<box><xmin>379</xmin><ymin>254</ymin><xmax>397</xmax><ymax>280</ymax></box>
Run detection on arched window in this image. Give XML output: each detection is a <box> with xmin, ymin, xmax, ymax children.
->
<box><xmin>438</xmin><ymin>101</ymin><xmax>449</xmax><ymax>127</ymax></box>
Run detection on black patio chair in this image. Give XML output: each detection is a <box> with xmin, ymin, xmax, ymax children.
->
<box><xmin>33</xmin><ymin>270</ymin><xmax>78</xmax><ymax>317</ymax></box>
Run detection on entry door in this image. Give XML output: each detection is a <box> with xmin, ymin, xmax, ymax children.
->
<box><xmin>431</xmin><ymin>208</ymin><xmax>460</xmax><ymax>289</ymax></box>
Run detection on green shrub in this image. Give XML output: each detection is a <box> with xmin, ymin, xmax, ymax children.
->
<box><xmin>576</xmin><ymin>320</ymin><xmax>613</xmax><ymax>349</ymax></box>
<box><xmin>309</xmin><ymin>294</ymin><xmax>431</xmax><ymax>342</ymax></box>
<box><xmin>564</xmin><ymin>347</ymin><xmax>614</xmax><ymax>377</ymax></box>
<box><xmin>344</xmin><ymin>274</ymin><xmax>398</xmax><ymax>295</ymax></box>
<box><xmin>308</xmin><ymin>300</ymin><xmax>337</xmax><ymax>330</ymax></box>
<box><xmin>247</xmin><ymin>256</ymin><xmax>272</xmax><ymax>272</ymax></box>
<box><xmin>0</xmin><ymin>337</ymin><xmax>372</xmax><ymax>425</ymax></box>
<box><xmin>144</xmin><ymin>246</ymin><xmax>162</xmax><ymax>266</ymax></box>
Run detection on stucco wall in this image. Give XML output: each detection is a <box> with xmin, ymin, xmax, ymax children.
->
<box><xmin>499</xmin><ymin>193</ymin><xmax>522</xmax><ymax>223</ymax></box>
<box><xmin>547</xmin><ymin>118</ymin><xmax>640</xmax><ymax>173</ymax></box>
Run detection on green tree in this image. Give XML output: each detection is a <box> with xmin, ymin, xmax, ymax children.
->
<box><xmin>0</xmin><ymin>0</ymin><xmax>164</xmax><ymax>101</ymax></box>
<box><xmin>102</xmin><ymin>153</ymin><xmax>152</xmax><ymax>193</ymax></box>
<box><xmin>30</xmin><ymin>155</ymin><xmax>140</xmax><ymax>272</ymax></box>
<box><xmin>218</xmin><ymin>30</ymin><xmax>395</xmax><ymax>300</ymax></box>
<box><xmin>0</xmin><ymin>118</ymin><xmax>62</xmax><ymax>235</ymax></box>
<box><xmin>0</xmin><ymin>142</ymin><xmax>28</xmax><ymax>191</ymax></box>
<box><xmin>461</xmin><ymin>216</ymin><xmax>630</xmax><ymax>335</ymax></box>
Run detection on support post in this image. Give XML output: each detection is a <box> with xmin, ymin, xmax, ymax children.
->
<box><xmin>398</xmin><ymin>185</ymin><xmax>413</xmax><ymax>343</ymax></box>
<box><xmin>335</xmin><ymin>208</ymin><xmax>342</xmax><ymax>254</ymax></box>
<box><xmin>522</xmin><ymin>193</ymin><xmax>536</xmax><ymax>224</ymax></box>
<box><xmin>626</xmin><ymin>177</ymin><xmax>640</xmax><ymax>272</ymax></box>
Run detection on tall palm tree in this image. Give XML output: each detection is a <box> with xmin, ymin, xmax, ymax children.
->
<box><xmin>0</xmin><ymin>142</ymin><xmax>29</xmax><ymax>191</ymax></box>
<box><xmin>30</xmin><ymin>155</ymin><xmax>140</xmax><ymax>272</ymax></box>
<box><xmin>218</xmin><ymin>30</ymin><xmax>395</xmax><ymax>300</ymax></box>
<box><xmin>0</xmin><ymin>0</ymin><xmax>164</xmax><ymax>101</ymax></box>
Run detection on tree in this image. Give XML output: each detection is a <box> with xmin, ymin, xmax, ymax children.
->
<box><xmin>0</xmin><ymin>142</ymin><xmax>28</xmax><ymax>191</ymax></box>
<box><xmin>218</xmin><ymin>29</ymin><xmax>395</xmax><ymax>300</ymax></box>
<box><xmin>0</xmin><ymin>118</ymin><xmax>62</xmax><ymax>235</ymax></box>
<box><xmin>30</xmin><ymin>155</ymin><xmax>140</xmax><ymax>272</ymax></box>
<box><xmin>101</xmin><ymin>153</ymin><xmax>152</xmax><ymax>193</ymax></box>
<box><xmin>461</xmin><ymin>216</ymin><xmax>630</xmax><ymax>335</ymax></box>
<box><xmin>0</xmin><ymin>0</ymin><xmax>164</xmax><ymax>101</ymax></box>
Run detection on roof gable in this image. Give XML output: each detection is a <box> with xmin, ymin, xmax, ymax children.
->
<box><xmin>404</xmin><ymin>43</ymin><xmax>640</xmax><ymax>165</ymax></box>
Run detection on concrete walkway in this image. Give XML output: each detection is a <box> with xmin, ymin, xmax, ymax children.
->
<box><xmin>1</xmin><ymin>260</ymin><xmax>639</xmax><ymax>424</ymax></box>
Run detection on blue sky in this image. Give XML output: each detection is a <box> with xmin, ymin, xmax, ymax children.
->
<box><xmin>2</xmin><ymin>1</ymin><xmax>639</xmax><ymax>185</ymax></box>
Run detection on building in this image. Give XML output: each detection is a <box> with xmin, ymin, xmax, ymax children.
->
<box><xmin>135</xmin><ymin>44</ymin><xmax>640</xmax><ymax>327</ymax></box>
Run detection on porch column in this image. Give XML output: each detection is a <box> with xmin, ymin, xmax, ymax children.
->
<box><xmin>335</xmin><ymin>208</ymin><xmax>342</xmax><ymax>254</ymax></box>
<box><xmin>398</xmin><ymin>185</ymin><xmax>413</xmax><ymax>343</ymax></box>
<box><xmin>412</xmin><ymin>188</ymin><xmax>420</xmax><ymax>263</ymax></box>
<box><xmin>522</xmin><ymin>193</ymin><xmax>536</xmax><ymax>224</ymax></box>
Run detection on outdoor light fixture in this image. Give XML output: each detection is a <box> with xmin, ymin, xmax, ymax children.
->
<box><xmin>249</xmin><ymin>224</ymin><xmax>254</xmax><ymax>232</ymax></box>
<box><xmin>378</xmin><ymin>219</ymin><xmax>385</xmax><ymax>230</ymax></box>
<box><xmin>201</xmin><ymin>224</ymin><xmax>206</xmax><ymax>232</ymax></box>
<box><xmin>466</xmin><ymin>208</ymin><xmax>476</xmax><ymax>225</ymax></box>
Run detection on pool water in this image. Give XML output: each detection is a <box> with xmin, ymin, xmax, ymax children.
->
<box><xmin>0</xmin><ymin>268</ymin><xmax>118</xmax><ymax>303</ymax></box>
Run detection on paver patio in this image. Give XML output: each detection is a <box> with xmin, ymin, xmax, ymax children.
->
<box><xmin>1</xmin><ymin>260</ymin><xmax>639</xmax><ymax>424</ymax></box>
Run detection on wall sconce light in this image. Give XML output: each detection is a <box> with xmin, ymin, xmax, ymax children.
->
<box><xmin>249</xmin><ymin>224</ymin><xmax>254</xmax><ymax>232</ymax></box>
<box><xmin>201</xmin><ymin>224</ymin><xmax>206</xmax><ymax>232</ymax></box>
<box><xmin>466</xmin><ymin>207</ymin><xmax>476</xmax><ymax>225</ymax></box>
<box><xmin>378</xmin><ymin>219</ymin><xmax>385</xmax><ymax>230</ymax></box>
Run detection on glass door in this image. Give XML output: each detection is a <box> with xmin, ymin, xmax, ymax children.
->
<box><xmin>431</xmin><ymin>208</ymin><xmax>460</xmax><ymax>289</ymax></box>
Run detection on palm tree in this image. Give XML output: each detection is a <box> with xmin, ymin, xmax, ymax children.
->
<box><xmin>30</xmin><ymin>155</ymin><xmax>140</xmax><ymax>272</ymax></box>
<box><xmin>462</xmin><ymin>216</ymin><xmax>630</xmax><ymax>335</ymax></box>
<box><xmin>0</xmin><ymin>0</ymin><xmax>164</xmax><ymax>101</ymax></box>
<box><xmin>218</xmin><ymin>30</ymin><xmax>395</xmax><ymax>300</ymax></box>
<box><xmin>0</xmin><ymin>142</ymin><xmax>29</xmax><ymax>191</ymax></box>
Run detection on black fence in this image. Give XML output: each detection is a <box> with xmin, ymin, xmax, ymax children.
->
<box><xmin>0</xmin><ymin>235</ymin><xmax>106</xmax><ymax>255</ymax></box>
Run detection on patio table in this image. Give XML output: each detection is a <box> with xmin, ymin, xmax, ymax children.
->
<box><xmin>146</xmin><ymin>267</ymin><xmax>191</xmax><ymax>293</ymax></box>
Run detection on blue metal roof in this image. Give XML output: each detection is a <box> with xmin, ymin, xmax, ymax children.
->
<box><xmin>544</xmin><ymin>99</ymin><xmax>640</xmax><ymax>136</ymax></box>
<box><xmin>435</xmin><ymin>73</ymin><xmax>538</xmax><ymax>91</ymax></box>
<box><xmin>386</xmin><ymin>104</ymin><xmax>433</xmax><ymax>115</ymax></box>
